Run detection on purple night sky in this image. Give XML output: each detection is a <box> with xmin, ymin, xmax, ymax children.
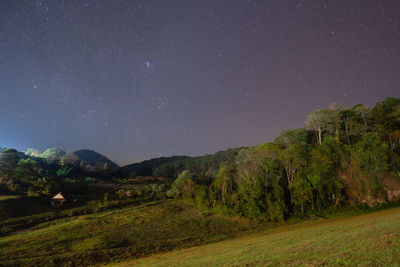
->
<box><xmin>1</xmin><ymin>0</ymin><xmax>399</xmax><ymax>165</ymax></box>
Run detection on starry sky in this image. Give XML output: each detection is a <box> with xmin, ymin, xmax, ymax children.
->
<box><xmin>1</xmin><ymin>0</ymin><xmax>400</xmax><ymax>165</ymax></box>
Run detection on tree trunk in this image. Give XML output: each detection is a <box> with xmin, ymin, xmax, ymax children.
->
<box><xmin>311</xmin><ymin>196</ymin><xmax>314</xmax><ymax>211</ymax></box>
<box><xmin>362</xmin><ymin>114</ymin><xmax>367</xmax><ymax>127</ymax></box>
<box><xmin>318</xmin><ymin>128</ymin><xmax>322</xmax><ymax>145</ymax></box>
<box><xmin>222</xmin><ymin>183</ymin><xmax>226</xmax><ymax>204</ymax></box>
<box><xmin>345</xmin><ymin>121</ymin><xmax>350</xmax><ymax>144</ymax></box>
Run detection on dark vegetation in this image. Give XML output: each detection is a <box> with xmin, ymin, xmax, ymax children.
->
<box><xmin>0</xmin><ymin>97</ymin><xmax>400</xmax><ymax>266</ymax></box>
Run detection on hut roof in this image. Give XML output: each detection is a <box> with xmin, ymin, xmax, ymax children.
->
<box><xmin>52</xmin><ymin>192</ymin><xmax>66</xmax><ymax>201</ymax></box>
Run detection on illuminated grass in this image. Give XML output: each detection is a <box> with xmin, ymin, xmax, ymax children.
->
<box><xmin>113</xmin><ymin>207</ymin><xmax>400</xmax><ymax>266</ymax></box>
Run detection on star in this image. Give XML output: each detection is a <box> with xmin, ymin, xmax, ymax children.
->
<box><xmin>0</xmin><ymin>0</ymin><xmax>399</xmax><ymax>166</ymax></box>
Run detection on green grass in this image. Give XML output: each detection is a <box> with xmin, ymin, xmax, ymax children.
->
<box><xmin>0</xmin><ymin>195</ymin><xmax>20</xmax><ymax>201</ymax></box>
<box><xmin>2</xmin><ymin>198</ymin><xmax>400</xmax><ymax>267</ymax></box>
<box><xmin>113</xmin><ymin>207</ymin><xmax>400</xmax><ymax>266</ymax></box>
<box><xmin>0</xmin><ymin>200</ymin><xmax>256</xmax><ymax>266</ymax></box>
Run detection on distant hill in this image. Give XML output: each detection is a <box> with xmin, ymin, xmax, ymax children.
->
<box><xmin>74</xmin><ymin>149</ymin><xmax>119</xmax><ymax>169</ymax></box>
<box><xmin>120</xmin><ymin>156</ymin><xmax>190</xmax><ymax>177</ymax></box>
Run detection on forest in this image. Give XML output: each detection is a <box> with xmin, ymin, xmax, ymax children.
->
<box><xmin>152</xmin><ymin>97</ymin><xmax>400</xmax><ymax>220</ymax></box>
<box><xmin>1</xmin><ymin>97</ymin><xmax>400</xmax><ymax>222</ymax></box>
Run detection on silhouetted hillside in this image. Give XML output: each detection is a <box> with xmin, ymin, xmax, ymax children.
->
<box><xmin>120</xmin><ymin>156</ymin><xmax>190</xmax><ymax>177</ymax></box>
<box><xmin>74</xmin><ymin>149</ymin><xmax>119</xmax><ymax>169</ymax></box>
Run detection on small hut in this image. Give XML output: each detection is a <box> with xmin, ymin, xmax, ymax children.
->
<box><xmin>51</xmin><ymin>192</ymin><xmax>66</xmax><ymax>207</ymax></box>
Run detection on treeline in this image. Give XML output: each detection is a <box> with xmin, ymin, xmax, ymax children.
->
<box><xmin>157</xmin><ymin>97</ymin><xmax>400</xmax><ymax>220</ymax></box>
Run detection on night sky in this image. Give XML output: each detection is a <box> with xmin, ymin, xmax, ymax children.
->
<box><xmin>1</xmin><ymin>0</ymin><xmax>400</xmax><ymax>165</ymax></box>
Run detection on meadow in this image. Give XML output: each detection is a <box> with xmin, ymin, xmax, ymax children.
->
<box><xmin>114</xmin><ymin>207</ymin><xmax>400</xmax><ymax>266</ymax></box>
<box><xmin>0</xmin><ymin>200</ymin><xmax>257</xmax><ymax>266</ymax></box>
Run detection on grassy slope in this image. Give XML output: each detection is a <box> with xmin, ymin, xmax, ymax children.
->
<box><xmin>114</xmin><ymin>207</ymin><xmax>400</xmax><ymax>266</ymax></box>
<box><xmin>0</xmin><ymin>200</ymin><xmax>256</xmax><ymax>266</ymax></box>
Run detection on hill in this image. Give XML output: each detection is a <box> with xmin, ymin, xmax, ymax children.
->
<box><xmin>74</xmin><ymin>149</ymin><xmax>119</xmax><ymax>169</ymax></box>
<box><xmin>115</xmin><ymin>206</ymin><xmax>400</xmax><ymax>266</ymax></box>
<box><xmin>119</xmin><ymin>156</ymin><xmax>189</xmax><ymax>177</ymax></box>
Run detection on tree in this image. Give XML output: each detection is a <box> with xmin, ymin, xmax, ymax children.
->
<box><xmin>353</xmin><ymin>104</ymin><xmax>370</xmax><ymax>127</ymax></box>
<box><xmin>274</xmin><ymin>129</ymin><xmax>308</xmax><ymax>148</ymax></box>
<box><xmin>236</xmin><ymin>177</ymin><xmax>265</xmax><ymax>218</ymax></box>
<box><xmin>305</xmin><ymin>109</ymin><xmax>333</xmax><ymax>145</ymax></box>
<box><xmin>235</xmin><ymin>148</ymin><xmax>261</xmax><ymax>184</ymax></box>
<box><xmin>291</xmin><ymin>177</ymin><xmax>313</xmax><ymax>214</ymax></box>
<box><xmin>351</xmin><ymin>133</ymin><xmax>388</xmax><ymax>194</ymax></box>
<box><xmin>56</xmin><ymin>165</ymin><xmax>73</xmax><ymax>179</ymax></box>
<box><xmin>278</xmin><ymin>144</ymin><xmax>306</xmax><ymax>206</ymax></box>
<box><xmin>167</xmin><ymin>170</ymin><xmax>195</xmax><ymax>198</ymax></box>
<box><xmin>15</xmin><ymin>158</ymin><xmax>39</xmax><ymax>181</ymax></box>
<box><xmin>328</xmin><ymin>102</ymin><xmax>345</xmax><ymax>138</ymax></box>
<box><xmin>235</xmin><ymin>148</ymin><xmax>266</xmax><ymax>218</ymax></box>
<box><xmin>352</xmin><ymin>133</ymin><xmax>388</xmax><ymax>175</ymax></box>
<box><xmin>212</xmin><ymin>162</ymin><xmax>235</xmax><ymax>205</ymax></box>
<box><xmin>256</xmin><ymin>143</ymin><xmax>281</xmax><ymax>188</ymax></box>
<box><xmin>369</xmin><ymin>98</ymin><xmax>400</xmax><ymax>141</ymax></box>
<box><xmin>308</xmin><ymin>138</ymin><xmax>343</xmax><ymax>209</ymax></box>
<box><xmin>390</xmin><ymin>105</ymin><xmax>400</xmax><ymax>122</ymax></box>
<box><xmin>340</xmin><ymin>109</ymin><xmax>364</xmax><ymax>144</ymax></box>
<box><xmin>265</xmin><ymin>183</ymin><xmax>287</xmax><ymax>221</ymax></box>
<box><xmin>27</xmin><ymin>177</ymin><xmax>51</xmax><ymax>197</ymax></box>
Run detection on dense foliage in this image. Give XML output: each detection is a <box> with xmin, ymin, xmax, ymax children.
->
<box><xmin>159</xmin><ymin>98</ymin><xmax>400</xmax><ymax>220</ymax></box>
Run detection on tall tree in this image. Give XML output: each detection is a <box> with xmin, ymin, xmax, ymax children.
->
<box><xmin>212</xmin><ymin>162</ymin><xmax>235</xmax><ymax>205</ymax></box>
<box><xmin>278</xmin><ymin>144</ymin><xmax>306</xmax><ymax>205</ymax></box>
<box><xmin>340</xmin><ymin>109</ymin><xmax>362</xmax><ymax>144</ymax></box>
<box><xmin>308</xmin><ymin>137</ymin><xmax>343</xmax><ymax>209</ymax></box>
<box><xmin>353</xmin><ymin>104</ymin><xmax>370</xmax><ymax>128</ymax></box>
<box><xmin>256</xmin><ymin>143</ymin><xmax>281</xmax><ymax>187</ymax></box>
<box><xmin>328</xmin><ymin>102</ymin><xmax>345</xmax><ymax>138</ymax></box>
<box><xmin>305</xmin><ymin>109</ymin><xmax>333</xmax><ymax>145</ymax></box>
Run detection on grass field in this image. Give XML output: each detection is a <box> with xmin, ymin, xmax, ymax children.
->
<box><xmin>113</xmin><ymin>207</ymin><xmax>400</xmax><ymax>266</ymax></box>
<box><xmin>0</xmin><ymin>200</ymin><xmax>256</xmax><ymax>266</ymax></box>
